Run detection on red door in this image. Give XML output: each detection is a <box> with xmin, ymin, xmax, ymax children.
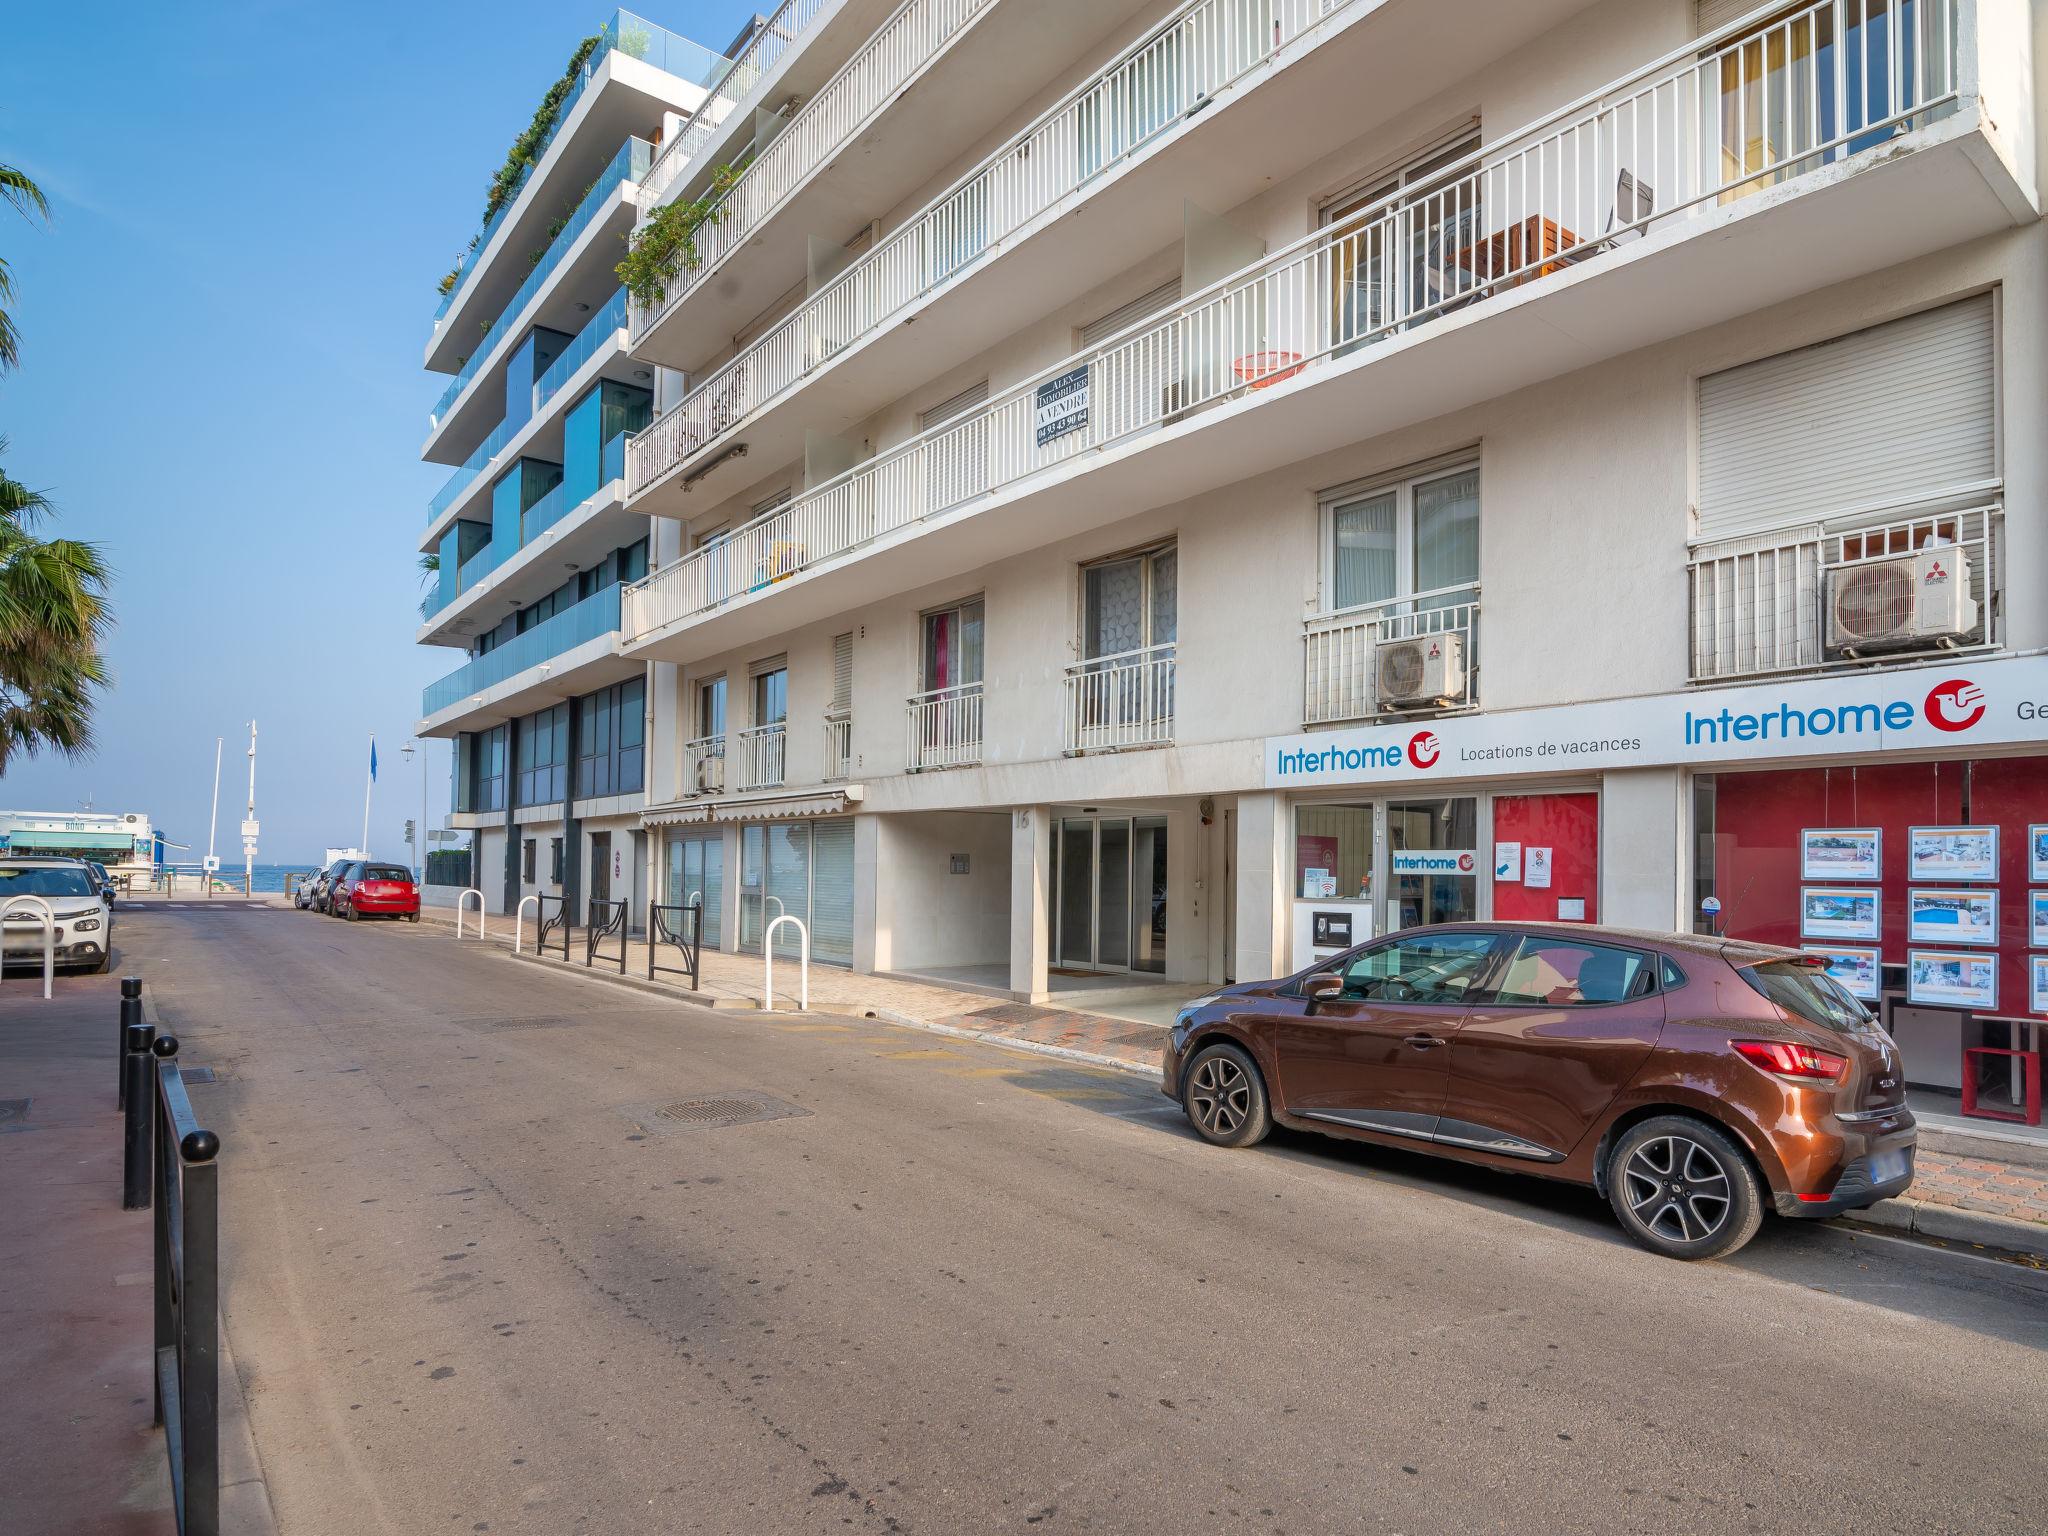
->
<box><xmin>1491</xmin><ymin>792</ymin><xmax>1598</xmax><ymax>924</ymax></box>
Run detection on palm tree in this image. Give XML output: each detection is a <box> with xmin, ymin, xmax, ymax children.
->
<box><xmin>0</xmin><ymin>448</ymin><xmax>111</xmax><ymax>769</ymax></box>
<box><xmin>1</xmin><ymin>160</ymin><xmax>49</xmax><ymax>375</ymax></box>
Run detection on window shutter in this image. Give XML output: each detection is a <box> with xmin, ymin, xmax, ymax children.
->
<box><xmin>829</xmin><ymin>633</ymin><xmax>853</xmax><ymax>715</ymax></box>
<box><xmin>1080</xmin><ymin>279</ymin><xmax>1182</xmax><ymax>348</ymax></box>
<box><xmin>809</xmin><ymin>819</ymin><xmax>856</xmax><ymax>966</ymax></box>
<box><xmin>918</xmin><ymin>380</ymin><xmax>989</xmax><ymax>433</ymax></box>
<box><xmin>1695</xmin><ymin>1</ymin><xmax>1763</xmax><ymax>36</ymax></box>
<box><xmin>751</xmin><ymin>487</ymin><xmax>793</xmax><ymax>517</ymax></box>
<box><xmin>1696</xmin><ymin>296</ymin><xmax>1995</xmax><ymax>543</ymax></box>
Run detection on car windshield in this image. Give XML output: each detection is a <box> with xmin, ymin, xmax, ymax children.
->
<box><xmin>0</xmin><ymin>865</ymin><xmax>98</xmax><ymax>899</ymax></box>
<box><xmin>363</xmin><ymin>865</ymin><xmax>411</xmax><ymax>882</ymax></box>
<box><xmin>1739</xmin><ymin>958</ymin><xmax>1872</xmax><ymax>1033</ymax></box>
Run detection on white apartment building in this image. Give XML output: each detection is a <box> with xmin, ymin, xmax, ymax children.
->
<box><xmin>419</xmin><ymin>1</ymin><xmax>2047</xmax><ymax>1100</ymax></box>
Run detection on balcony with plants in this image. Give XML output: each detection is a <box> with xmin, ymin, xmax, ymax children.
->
<box><xmin>617</xmin><ymin>0</ymin><xmax>2028</xmax><ymax>668</ymax></box>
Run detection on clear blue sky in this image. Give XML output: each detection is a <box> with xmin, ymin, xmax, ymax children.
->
<box><xmin>0</xmin><ymin>1</ymin><xmax>759</xmax><ymax>863</ymax></box>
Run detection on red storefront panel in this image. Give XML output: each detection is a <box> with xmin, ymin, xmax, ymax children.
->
<box><xmin>1491</xmin><ymin>793</ymin><xmax>1598</xmax><ymax>924</ymax></box>
<box><xmin>1962</xmin><ymin>757</ymin><xmax>2048</xmax><ymax>1015</ymax></box>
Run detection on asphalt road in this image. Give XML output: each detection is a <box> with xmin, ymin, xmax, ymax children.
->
<box><xmin>124</xmin><ymin>903</ymin><xmax>2048</xmax><ymax>1535</ymax></box>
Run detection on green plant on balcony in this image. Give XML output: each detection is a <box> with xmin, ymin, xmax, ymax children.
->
<box><xmin>618</xmin><ymin>23</ymin><xmax>652</xmax><ymax>60</ymax></box>
<box><xmin>615</xmin><ymin>163</ymin><xmax>742</xmax><ymax>309</ymax></box>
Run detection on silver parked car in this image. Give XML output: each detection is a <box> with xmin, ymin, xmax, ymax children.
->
<box><xmin>0</xmin><ymin>857</ymin><xmax>115</xmax><ymax>973</ymax></box>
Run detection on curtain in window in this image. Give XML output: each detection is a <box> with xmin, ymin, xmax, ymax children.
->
<box><xmin>1332</xmin><ymin>490</ymin><xmax>1398</xmax><ymax>611</ymax></box>
<box><xmin>1148</xmin><ymin>549</ymin><xmax>1177</xmax><ymax>647</ymax></box>
<box><xmin>1413</xmin><ymin>468</ymin><xmax>1480</xmax><ymax>605</ymax></box>
<box><xmin>1084</xmin><ymin>559</ymin><xmax>1145</xmax><ymax>659</ymax></box>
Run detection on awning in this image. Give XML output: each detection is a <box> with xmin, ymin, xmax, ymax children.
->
<box><xmin>642</xmin><ymin>784</ymin><xmax>863</xmax><ymax>829</ymax></box>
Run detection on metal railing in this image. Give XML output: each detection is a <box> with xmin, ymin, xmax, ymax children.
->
<box><xmin>631</xmin><ymin>0</ymin><xmax>995</xmax><ymax>333</ymax></box>
<box><xmin>586</xmin><ymin>896</ymin><xmax>628</xmax><ymax>972</ymax></box>
<box><xmin>625</xmin><ymin>0</ymin><xmax>1963</xmax><ymax>642</ymax></box>
<box><xmin>823</xmin><ymin>715</ymin><xmax>852</xmax><ymax>781</ymax></box>
<box><xmin>1063</xmin><ymin>644</ymin><xmax>1175</xmax><ymax>754</ymax></box>
<box><xmin>428</xmin><ymin>417</ymin><xmax>516</xmax><ymax>526</ymax></box>
<box><xmin>537</xmin><ymin>893</ymin><xmax>571</xmax><ymax>959</ymax></box>
<box><xmin>905</xmin><ymin>683</ymin><xmax>982</xmax><ymax>771</ymax></box>
<box><xmin>631</xmin><ymin>0</ymin><xmax>1371</xmax><ymax>493</ymax></box>
<box><xmin>421</xmin><ymin>584</ymin><xmax>622</xmax><ymax>717</ymax></box>
<box><xmin>684</xmin><ymin>732</ymin><xmax>727</xmax><ymax>794</ymax></box>
<box><xmin>763</xmin><ymin>913</ymin><xmax>810</xmax><ymax>1012</ymax></box>
<box><xmin>1689</xmin><ymin>504</ymin><xmax>2001</xmax><ymax>681</ymax></box>
<box><xmin>1</xmin><ymin>893</ymin><xmax>56</xmax><ymax>998</ymax></box>
<box><xmin>1303</xmin><ymin>586</ymin><xmax>1480</xmax><ymax>724</ymax></box>
<box><xmin>640</xmin><ymin>0</ymin><xmax>830</xmax><ymax>208</ymax></box>
<box><xmin>735</xmin><ymin>723</ymin><xmax>787</xmax><ymax>790</ymax></box>
<box><xmin>649</xmin><ymin>900</ymin><xmax>703</xmax><ymax>988</ymax></box>
<box><xmin>454</xmin><ymin>888</ymin><xmax>486</xmax><ymax>939</ymax></box>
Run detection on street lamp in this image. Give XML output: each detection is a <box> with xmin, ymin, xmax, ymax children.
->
<box><xmin>401</xmin><ymin>740</ymin><xmax>425</xmax><ymax>884</ymax></box>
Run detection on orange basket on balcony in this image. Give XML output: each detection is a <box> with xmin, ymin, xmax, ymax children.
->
<box><xmin>1233</xmin><ymin>350</ymin><xmax>1305</xmax><ymax>389</ymax></box>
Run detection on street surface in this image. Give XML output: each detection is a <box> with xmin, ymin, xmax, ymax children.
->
<box><xmin>124</xmin><ymin>904</ymin><xmax>2047</xmax><ymax>1534</ymax></box>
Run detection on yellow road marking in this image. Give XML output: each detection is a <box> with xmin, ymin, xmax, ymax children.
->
<box><xmin>936</xmin><ymin>1065</ymin><xmax>1028</xmax><ymax>1079</ymax></box>
<box><xmin>880</xmin><ymin>1048</ymin><xmax>965</xmax><ymax>1060</ymax></box>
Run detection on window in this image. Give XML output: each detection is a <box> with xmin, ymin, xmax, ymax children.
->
<box><xmin>461</xmin><ymin>726</ymin><xmax>508</xmax><ymax>813</ymax></box>
<box><xmin>919</xmin><ymin>381</ymin><xmax>989</xmax><ymax>434</ymax></box>
<box><xmin>1081</xmin><ymin>545</ymin><xmax>1175</xmax><ymax>661</ymax></box>
<box><xmin>1493</xmin><ymin>938</ymin><xmax>1654</xmax><ymax>1006</ymax></box>
<box><xmin>829</xmin><ymin>633</ymin><xmax>853</xmax><ymax>717</ymax></box>
<box><xmin>549</xmin><ymin>837</ymin><xmax>564</xmax><ymax>884</ymax></box>
<box><xmin>1324</xmin><ymin>461</ymin><xmax>1479</xmax><ymax>614</ymax></box>
<box><xmin>1322</xmin><ymin>129</ymin><xmax>1482</xmax><ymax>340</ymax></box>
<box><xmin>515</xmin><ymin>704</ymin><xmax>568</xmax><ymax>807</ymax></box>
<box><xmin>1739</xmin><ymin>959</ymin><xmax>1872</xmax><ymax>1032</ymax></box>
<box><xmin>921</xmin><ymin>599</ymin><xmax>984</xmax><ymax>692</ymax></box>
<box><xmin>1339</xmin><ymin>931</ymin><xmax>1500</xmax><ymax>1004</ymax></box>
<box><xmin>575</xmin><ymin>676</ymin><xmax>646</xmax><ymax>798</ymax></box>
<box><xmin>697</xmin><ymin>676</ymin><xmax>727</xmax><ymax>740</ymax></box>
<box><xmin>521</xmin><ymin>839</ymin><xmax>537</xmax><ymax>883</ymax></box>
<box><xmin>753</xmin><ymin>664</ymin><xmax>788</xmax><ymax>727</ymax></box>
<box><xmin>1295</xmin><ymin>804</ymin><xmax>1374</xmax><ymax>902</ymax></box>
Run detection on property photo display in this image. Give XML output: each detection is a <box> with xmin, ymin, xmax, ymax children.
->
<box><xmin>1908</xmin><ymin>949</ymin><xmax>1998</xmax><ymax>1010</ymax></box>
<box><xmin>1906</xmin><ymin>889</ymin><xmax>1998</xmax><ymax>946</ymax></box>
<box><xmin>1802</xmin><ymin>945</ymin><xmax>1880</xmax><ymax>1002</ymax></box>
<box><xmin>1908</xmin><ymin>825</ymin><xmax>1999</xmax><ymax>882</ymax></box>
<box><xmin>1800</xmin><ymin>887</ymin><xmax>1881</xmax><ymax>942</ymax></box>
<box><xmin>2034</xmin><ymin>824</ymin><xmax>2048</xmax><ymax>882</ymax></box>
<box><xmin>2034</xmin><ymin>954</ymin><xmax>2048</xmax><ymax>1016</ymax></box>
<box><xmin>1800</xmin><ymin>828</ymin><xmax>1881</xmax><ymax>882</ymax></box>
<box><xmin>2033</xmin><ymin>889</ymin><xmax>2048</xmax><ymax>948</ymax></box>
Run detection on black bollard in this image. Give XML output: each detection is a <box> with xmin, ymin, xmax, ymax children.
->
<box><xmin>117</xmin><ymin>977</ymin><xmax>142</xmax><ymax>1110</ymax></box>
<box><xmin>121</xmin><ymin>1022</ymin><xmax>157</xmax><ymax>1209</ymax></box>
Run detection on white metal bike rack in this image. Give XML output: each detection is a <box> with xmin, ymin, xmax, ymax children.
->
<box><xmin>1</xmin><ymin>894</ymin><xmax>57</xmax><ymax>999</ymax></box>
<box><xmin>763</xmin><ymin>914</ymin><xmax>809</xmax><ymax>1014</ymax></box>
<box><xmin>455</xmin><ymin>888</ymin><xmax>486</xmax><ymax>940</ymax></box>
<box><xmin>513</xmin><ymin>895</ymin><xmax>541</xmax><ymax>953</ymax></box>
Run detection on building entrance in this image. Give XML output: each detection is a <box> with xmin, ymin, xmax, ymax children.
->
<box><xmin>1053</xmin><ymin>814</ymin><xmax>1168</xmax><ymax>974</ymax></box>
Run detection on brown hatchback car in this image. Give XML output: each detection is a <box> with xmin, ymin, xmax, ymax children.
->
<box><xmin>1163</xmin><ymin>922</ymin><xmax>1916</xmax><ymax>1259</ymax></box>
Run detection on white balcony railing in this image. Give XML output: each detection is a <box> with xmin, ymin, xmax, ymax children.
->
<box><xmin>630</xmin><ymin>0</ymin><xmax>1372</xmax><ymax>493</ymax></box>
<box><xmin>683</xmin><ymin>732</ymin><xmax>726</xmax><ymax>794</ymax></box>
<box><xmin>1689</xmin><ymin>506</ymin><xmax>2001</xmax><ymax>681</ymax></box>
<box><xmin>1303</xmin><ymin>587</ymin><xmax>1481</xmax><ymax>725</ymax></box>
<box><xmin>1063</xmin><ymin>645</ymin><xmax>1174</xmax><ymax>754</ymax></box>
<box><xmin>640</xmin><ymin>0</ymin><xmax>831</xmax><ymax>209</ymax></box>
<box><xmin>735</xmin><ymin>723</ymin><xmax>788</xmax><ymax>790</ymax></box>
<box><xmin>626</xmin><ymin>0</ymin><xmax>1962</xmax><ymax>645</ymax></box>
<box><xmin>904</xmin><ymin>684</ymin><xmax>983</xmax><ymax>771</ymax></box>
<box><xmin>631</xmin><ymin>0</ymin><xmax>994</xmax><ymax>338</ymax></box>
<box><xmin>823</xmin><ymin>715</ymin><xmax>853</xmax><ymax>780</ymax></box>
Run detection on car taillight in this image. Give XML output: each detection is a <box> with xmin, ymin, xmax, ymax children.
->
<box><xmin>1732</xmin><ymin>1039</ymin><xmax>1848</xmax><ymax>1083</ymax></box>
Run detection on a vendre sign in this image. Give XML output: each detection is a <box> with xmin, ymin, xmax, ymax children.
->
<box><xmin>1266</xmin><ymin>654</ymin><xmax>2048</xmax><ymax>788</ymax></box>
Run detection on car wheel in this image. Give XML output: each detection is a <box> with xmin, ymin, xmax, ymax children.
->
<box><xmin>407</xmin><ymin>911</ymin><xmax>420</xmax><ymax>923</ymax></box>
<box><xmin>1180</xmin><ymin>1041</ymin><xmax>1271</xmax><ymax>1149</ymax></box>
<box><xmin>344</xmin><ymin>900</ymin><xmax>359</xmax><ymax>921</ymax></box>
<box><xmin>1606</xmin><ymin>1115</ymin><xmax>1764</xmax><ymax>1261</ymax></box>
<box><xmin>91</xmin><ymin>951</ymin><xmax>110</xmax><ymax>975</ymax></box>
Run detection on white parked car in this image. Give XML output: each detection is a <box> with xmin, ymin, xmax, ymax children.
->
<box><xmin>0</xmin><ymin>857</ymin><xmax>115</xmax><ymax>973</ymax></box>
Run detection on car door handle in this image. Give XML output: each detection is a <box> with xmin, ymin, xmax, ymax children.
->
<box><xmin>1403</xmin><ymin>1033</ymin><xmax>1446</xmax><ymax>1050</ymax></box>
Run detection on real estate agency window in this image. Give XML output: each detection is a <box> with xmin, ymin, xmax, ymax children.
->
<box><xmin>1322</xmin><ymin>459</ymin><xmax>1479</xmax><ymax>616</ymax></box>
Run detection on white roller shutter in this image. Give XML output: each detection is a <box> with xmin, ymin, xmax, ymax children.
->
<box><xmin>1080</xmin><ymin>279</ymin><xmax>1182</xmax><ymax>348</ymax></box>
<box><xmin>1696</xmin><ymin>296</ymin><xmax>1995</xmax><ymax>543</ymax></box>
<box><xmin>809</xmin><ymin>819</ymin><xmax>856</xmax><ymax>966</ymax></box>
<box><xmin>1695</xmin><ymin>1</ymin><xmax>1768</xmax><ymax>37</ymax></box>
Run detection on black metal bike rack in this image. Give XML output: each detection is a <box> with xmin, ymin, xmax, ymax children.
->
<box><xmin>648</xmin><ymin>901</ymin><xmax>703</xmax><ymax>990</ymax></box>
<box><xmin>536</xmin><ymin>893</ymin><xmax>570</xmax><ymax>961</ymax></box>
<box><xmin>586</xmin><ymin>897</ymin><xmax>628</xmax><ymax>973</ymax></box>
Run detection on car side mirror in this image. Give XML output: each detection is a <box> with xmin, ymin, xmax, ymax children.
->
<box><xmin>1303</xmin><ymin>972</ymin><xmax>1345</xmax><ymax>1012</ymax></box>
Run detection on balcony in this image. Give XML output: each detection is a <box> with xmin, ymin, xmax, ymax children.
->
<box><xmin>823</xmin><ymin>715</ymin><xmax>853</xmax><ymax>781</ymax></box>
<box><xmin>735</xmin><ymin>723</ymin><xmax>788</xmax><ymax>791</ymax></box>
<box><xmin>628</xmin><ymin>0</ymin><xmax>1149</xmax><ymax>372</ymax></box>
<box><xmin>684</xmin><ymin>732</ymin><xmax>727</xmax><ymax>794</ymax></box>
<box><xmin>1688</xmin><ymin>506</ymin><xmax>2002</xmax><ymax>682</ymax></box>
<box><xmin>904</xmin><ymin>684</ymin><xmax>982</xmax><ymax>771</ymax></box>
<box><xmin>418</xmin><ymin>584</ymin><xmax>632</xmax><ymax>735</ymax></box>
<box><xmin>427</xmin><ymin>10</ymin><xmax>729</xmax><ymax>374</ymax></box>
<box><xmin>427</xmin><ymin>140</ymin><xmax>651</xmax><ymax>460</ymax></box>
<box><xmin>620</xmin><ymin>0</ymin><xmax>2031</xmax><ymax>668</ymax></box>
<box><xmin>1063</xmin><ymin>646</ymin><xmax>1175</xmax><ymax>755</ymax></box>
<box><xmin>1303</xmin><ymin>588</ymin><xmax>1481</xmax><ymax>725</ymax></box>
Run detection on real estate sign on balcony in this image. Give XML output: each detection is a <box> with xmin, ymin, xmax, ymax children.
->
<box><xmin>1266</xmin><ymin>655</ymin><xmax>2048</xmax><ymax>788</ymax></box>
<box><xmin>1034</xmin><ymin>366</ymin><xmax>1089</xmax><ymax>447</ymax></box>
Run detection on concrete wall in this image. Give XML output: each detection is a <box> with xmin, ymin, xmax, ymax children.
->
<box><xmin>871</xmin><ymin>810</ymin><xmax>1011</xmax><ymax>973</ymax></box>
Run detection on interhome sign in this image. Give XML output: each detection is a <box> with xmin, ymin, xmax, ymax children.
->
<box><xmin>1266</xmin><ymin>655</ymin><xmax>2048</xmax><ymax>788</ymax></box>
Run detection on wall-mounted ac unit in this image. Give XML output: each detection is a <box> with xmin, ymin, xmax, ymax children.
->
<box><xmin>1376</xmin><ymin>632</ymin><xmax>1465</xmax><ymax>709</ymax></box>
<box><xmin>1825</xmin><ymin>547</ymin><xmax>1977</xmax><ymax>654</ymax></box>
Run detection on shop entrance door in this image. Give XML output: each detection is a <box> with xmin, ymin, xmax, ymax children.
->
<box><xmin>589</xmin><ymin>832</ymin><xmax>611</xmax><ymax>909</ymax></box>
<box><xmin>1054</xmin><ymin>815</ymin><xmax>1168</xmax><ymax>974</ymax></box>
<box><xmin>1385</xmin><ymin>797</ymin><xmax>1479</xmax><ymax>933</ymax></box>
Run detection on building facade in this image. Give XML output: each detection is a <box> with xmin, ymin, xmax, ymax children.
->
<box><xmin>418</xmin><ymin>0</ymin><xmax>2046</xmax><ymax>1096</ymax></box>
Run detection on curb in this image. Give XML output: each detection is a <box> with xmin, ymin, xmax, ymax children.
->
<box><xmin>1844</xmin><ymin>1195</ymin><xmax>2048</xmax><ymax>1260</ymax></box>
<box><xmin>215</xmin><ymin>1308</ymin><xmax>281</xmax><ymax>1536</ymax></box>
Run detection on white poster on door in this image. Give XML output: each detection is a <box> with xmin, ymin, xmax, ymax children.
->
<box><xmin>1525</xmin><ymin>847</ymin><xmax>1553</xmax><ymax>888</ymax></box>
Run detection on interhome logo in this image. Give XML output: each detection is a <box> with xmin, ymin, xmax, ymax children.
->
<box><xmin>1407</xmin><ymin>730</ymin><xmax>1441</xmax><ymax>769</ymax></box>
<box><xmin>1685</xmin><ymin>677</ymin><xmax>1987</xmax><ymax>746</ymax></box>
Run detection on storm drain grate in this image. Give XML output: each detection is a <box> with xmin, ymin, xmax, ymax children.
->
<box><xmin>179</xmin><ymin>1066</ymin><xmax>218</xmax><ymax>1084</ymax></box>
<box><xmin>621</xmin><ymin>1091</ymin><xmax>812</xmax><ymax>1134</ymax></box>
<box><xmin>0</xmin><ymin>1097</ymin><xmax>29</xmax><ymax>1125</ymax></box>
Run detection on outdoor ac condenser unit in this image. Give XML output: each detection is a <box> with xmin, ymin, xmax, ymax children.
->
<box><xmin>1825</xmin><ymin>546</ymin><xmax>1977</xmax><ymax>654</ymax></box>
<box><xmin>1375</xmin><ymin>632</ymin><xmax>1465</xmax><ymax>709</ymax></box>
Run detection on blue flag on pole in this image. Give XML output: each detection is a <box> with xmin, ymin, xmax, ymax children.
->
<box><xmin>369</xmin><ymin>738</ymin><xmax>378</xmax><ymax>782</ymax></box>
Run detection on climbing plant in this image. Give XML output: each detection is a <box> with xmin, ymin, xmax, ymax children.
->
<box><xmin>615</xmin><ymin>163</ymin><xmax>743</xmax><ymax>309</ymax></box>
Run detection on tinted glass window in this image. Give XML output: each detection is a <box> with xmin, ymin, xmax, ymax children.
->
<box><xmin>1340</xmin><ymin>932</ymin><xmax>1499</xmax><ymax>1004</ymax></box>
<box><xmin>364</xmin><ymin>865</ymin><xmax>411</xmax><ymax>881</ymax></box>
<box><xmin>1493</xmin><ymin>939</ymin><xmax>1652</xmax><ymax>1006</ymax></box>
<box><xmin>1740</xmin><ymin>959</ymin><xmax>1871</xmax><ymax>1033</ymax></box>
<box><xmin>0</xmin><ymin>865</ymin><xmax>97</xmax><ymax>898</ymax></box>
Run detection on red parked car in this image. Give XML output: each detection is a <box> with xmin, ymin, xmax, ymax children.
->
<box><xmin>330</xmin><ymin>862</ymin><xmax>421</xmax><ymax>922</ymax></box>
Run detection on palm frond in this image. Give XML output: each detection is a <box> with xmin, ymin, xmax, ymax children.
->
<box><xmin>0</xmin><ymin>163</ymin><xmax>49</xmax><ymax>224</ymax></box>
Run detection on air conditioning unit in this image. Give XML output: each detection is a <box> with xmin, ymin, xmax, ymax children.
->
<box><xmin>692</xmin><ymin>754</ymin><xmax>724</xmax><ymax>796</ymax></box>
<box><xmin>1826</xmin><ymin>547</ymin><xmax>1977</xmax><ymax>654</ymax></box>
<box><xmin>1376</xmin><ymin>632</ymin><xmax>1466</xmax><ymax>709</ymax></box>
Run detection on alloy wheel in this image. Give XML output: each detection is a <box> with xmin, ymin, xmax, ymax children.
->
<box><xmin>1622</xmin><ymin>1134</ymin><xmax>1731</xmax><ymax>1244</ymax></box>
<box><xmin>1188</xmin><ymin>1053</ymin><xmax>1252</xmax><ymax>1138</ymax></box>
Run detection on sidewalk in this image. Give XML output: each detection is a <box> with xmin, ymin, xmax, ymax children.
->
<box><xmin>408</xmin><ymin>904</ymin><xmax>2048</xmax><ymax>1255</ymax></box>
